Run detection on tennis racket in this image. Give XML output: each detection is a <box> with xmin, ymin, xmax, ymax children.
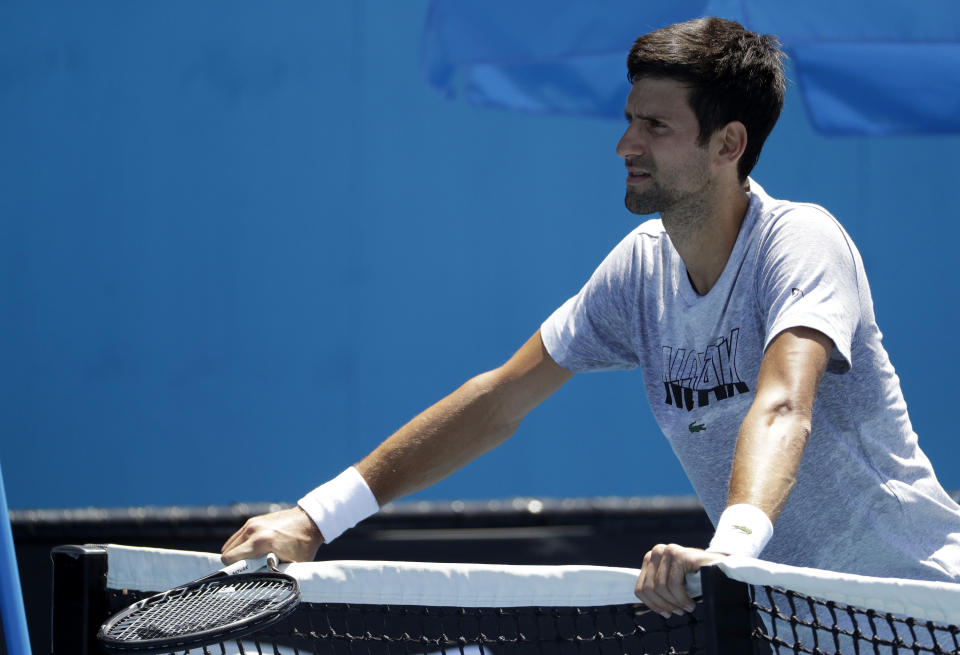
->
<box><xmin>97</xmin><ymin>553</ymin><xmax>301</xmax><ymax>654</ymax></box>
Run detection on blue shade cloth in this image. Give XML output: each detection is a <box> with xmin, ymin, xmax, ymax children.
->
<box><xmin>422</xmin><ymin>0</ymin><xmax>960</xmax><ymax>134</ymax></box>
<box><xmin>422</xmin><ymin>0</ymin><xmax>710</xmax><ymax>117</ymax></box>
<box><xmin>790</xmin><ymin>43</ymin><xmax>960</xmax><ymax>135</ymax></box>
<box><xmin>465</xmin><ymin>55</ymin><xmax>627</xmax><ymax>117</ymax></box>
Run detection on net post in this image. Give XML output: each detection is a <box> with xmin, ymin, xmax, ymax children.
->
<box><xmin>700</xmin><ymin>564</ymin><xmax>754</xmax><ymax>655</ymax></box>
<box><xmin>50</xmin><ymin>545</ymin><xmax>108</xmax><ymax>655</ymax></box>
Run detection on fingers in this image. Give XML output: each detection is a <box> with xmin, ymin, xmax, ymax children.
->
<box><xmin>221</xmin><ymin>525</ymin><xmax>249</xmax><ymax>562</ymax></box>
<box><xmin>634</xmin><ymin>544</ymin><xmax>703</xmax><ymax>618</ymax></box>
<box><xmin>220</xmin><ymin>525</ymin><xmax>264</xmax><ymax>565</ymax></box>
<box><xmin>220</xmin><ymin>517</ymin><xmax>272</xmax><ymax>564</ymax></box>
<box><xmin>220</xmin><ymin>507</ymin><xmax>324</xmax><ymax>565</ymax></box>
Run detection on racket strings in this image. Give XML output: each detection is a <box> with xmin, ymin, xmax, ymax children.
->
<box><xmin>108</xmin><ymin>579</ymin><xmax>292</xmax><ymax>640</ymax></box>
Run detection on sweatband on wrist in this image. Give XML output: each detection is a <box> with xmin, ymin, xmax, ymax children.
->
<box><xmin>297</xmin><ymin>467</ymin><xmax>379</xmax><ymax>543</ymax></box>
<box><xmin>707</xmin><ymin>503</ymin><xmax>773</xmax><ymax>558</ymax></box>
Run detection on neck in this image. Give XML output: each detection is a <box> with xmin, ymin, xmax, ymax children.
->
<box><xmin>662</xmin><ymin>181</ymin><xmax>750</xmax><ymax>296</ymax></box>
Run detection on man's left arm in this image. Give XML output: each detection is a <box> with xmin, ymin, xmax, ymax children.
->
<box><xmin>634</xmin><ymin>326</ymin><xmax>832</xmax><ymax>617</ymax></box>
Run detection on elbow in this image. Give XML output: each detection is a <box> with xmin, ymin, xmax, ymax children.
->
<box><xmin>771</xmin><ymin>398</ymin><xmax>811</xmax><ymax>432</ymax></box>
<box><xmin>751</xmin><ymin>391</ymin><xmax>814</xmax><ymax>451</ymax></box>
<box><xmin>760</xmin><ymin>388</ymin><xmax>812</xmax><ymax>425</ymax></box>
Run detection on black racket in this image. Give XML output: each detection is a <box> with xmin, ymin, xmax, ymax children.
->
<box><xmin>97</xmin><ymin>553</ymin><xmax>300</xmax><ymax>653</ymax></box>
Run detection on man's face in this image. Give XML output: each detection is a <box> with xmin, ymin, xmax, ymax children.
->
<box><xmin>616</xmin><ymin>77</ymin><xmax>713</xmax><ymax>216</ymax></box>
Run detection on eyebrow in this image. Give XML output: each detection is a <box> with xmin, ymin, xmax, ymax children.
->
<box><xmin>624</xmin><ymin>110</ymin><xmax>667</xmax><ymax>123</ymax></box>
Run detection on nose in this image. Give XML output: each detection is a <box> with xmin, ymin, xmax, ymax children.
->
<box><xmin>616</xmin><ymin>123</ymin><xmax>645</xmax><ymax>159</ymax></box>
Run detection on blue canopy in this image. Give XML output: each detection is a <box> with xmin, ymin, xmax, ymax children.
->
<box><xmin>422</xmin><ymin>0</ymin><xmax>960</xmax><ymax>134</ymax></box>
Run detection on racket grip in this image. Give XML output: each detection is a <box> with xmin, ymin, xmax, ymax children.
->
<box><xmin>220</xmin><ymin>552</ymin><xmax>278</xmax><ymax>576</ymax></box>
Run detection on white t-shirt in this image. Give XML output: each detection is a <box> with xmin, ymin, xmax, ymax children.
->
<box><xmin>541</xmin><ymin>179</ymin><xmax>960</xmax><ymax>582</ymax></box>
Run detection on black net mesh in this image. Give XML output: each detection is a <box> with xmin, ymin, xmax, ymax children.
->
<box><xmin>107</xmin><ymin>590</ymin><xmax>704</xmax><ymax>654</ymax></box>
<box><xmin>749</xmin><ymin>585</ymin><xmax>960</xmax><ymax>655</ymax></box>
<box><xmin>104</xmin><ymin>575</ymin><xmax>960</xmax><ymax>655</ymax></box>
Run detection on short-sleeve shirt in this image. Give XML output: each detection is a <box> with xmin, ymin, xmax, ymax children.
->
<box><xmin>541</xmin><ymin>179</ymin><xmax>960</xmax><ymax>582</ymax></box>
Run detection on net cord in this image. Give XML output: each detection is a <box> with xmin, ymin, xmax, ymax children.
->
<box><xmin>103</xmin><ymin>544</ymin><xmax>960</xmax><ymax>628</ymax></box>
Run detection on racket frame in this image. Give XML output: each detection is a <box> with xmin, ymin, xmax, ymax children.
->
<box><xmin>97</xmin><ymin>563</ymin><xmax>300</xmax><ymax>653</ymax></box>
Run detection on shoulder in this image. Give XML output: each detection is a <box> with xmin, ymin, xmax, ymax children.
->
<box><xmin>751</xmin><ymin>179</ymin><xmax>838</xmax><ymax>227</ymax></box>
<box><xmin>749</xmin><ymin>181</ymin><xmax>855</xmax><ymax>254</ymax></box>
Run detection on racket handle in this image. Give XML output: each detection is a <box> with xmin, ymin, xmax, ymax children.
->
<box><xmin>220</xmin><ymin>552</ymin><xmax>279</xmax><ymax>576</ymax></box>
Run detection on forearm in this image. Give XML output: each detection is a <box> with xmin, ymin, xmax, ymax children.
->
<box><xmin>356</xmin><ymin>331</ymin><xmax>571</xmax><ymax>506</ymax></box>
<box><xmin>726</xmin><ymin>327</ymin><xmax>828</xmax><ymax>523</ymax></box>
<box><xmin>727</xmin><ymin>398</ymin><xmax>812</xmax><ymax>521</ymax></box>
<box><xmin>356</xmin><ymin>369</ymin><xmax>524</xmax><ymax>505</ymax></box>
<box><xmin>288</xmin><ymin>369</ymin><xmax>529</xmax><ymax>554</ymax></box>
<box><xmin>708</xmin><ymin>327</ymin><xmax>829</xmax><ymax>558</ymax></box>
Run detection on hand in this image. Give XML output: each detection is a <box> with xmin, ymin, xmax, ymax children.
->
<box><xmin>634</xmin><ymin>544</ymin><xmax>723</xmax><ymax>618</ymax></box>
<box><xmin>221</xmin><ymin>506</ymin><xmax>325</xmax><ymax>564</ymax></box>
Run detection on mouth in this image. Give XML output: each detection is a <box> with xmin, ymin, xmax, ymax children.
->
<box><xmin>626</xmin><ymin>170</ymin><xmax>651</xmax><ymax>184</ymax></box>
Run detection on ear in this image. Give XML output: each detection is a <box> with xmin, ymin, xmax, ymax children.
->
<box><xmin>713</xmin><ymin>121</ymin><xmax>747</xmax><ymax>169</ymax></box>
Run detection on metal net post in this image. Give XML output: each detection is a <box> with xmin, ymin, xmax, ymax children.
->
<box><xmin>700</xmin><ymin>564</ymin><xmax>755</xmax><ymax>655</ymax></box>
<box><xmin>50</xmin><ymin>545</ymin><xmax>108</xmax><ymax>655</ymax></box>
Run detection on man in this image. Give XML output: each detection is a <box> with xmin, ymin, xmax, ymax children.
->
<box><xmin>221</xmin><ymin>17</ymin><xmax>960</xmax><ymax>619</ymax></box>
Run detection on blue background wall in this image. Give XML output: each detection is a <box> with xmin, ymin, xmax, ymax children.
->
<box><xmin>2</xmin><ymin>2</ymin><xmax>958</xmax><ymax>509</ymax></box>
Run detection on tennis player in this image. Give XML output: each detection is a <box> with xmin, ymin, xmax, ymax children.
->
<box><xmin>221</xmin><ymin>17</ymin><xmax>960</xmax><ymax>618</ymax></box>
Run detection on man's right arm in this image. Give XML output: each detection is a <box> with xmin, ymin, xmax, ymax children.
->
<box><xmin>220</xmin><ymin>329</ymin><xmax>572</xmax><ymax>564</ymax></box>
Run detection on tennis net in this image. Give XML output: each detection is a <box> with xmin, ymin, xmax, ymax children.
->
<box><xmin>51</xmin><ymin>544</ymin><xmax>960</xmax><ymax>655</ymax></box>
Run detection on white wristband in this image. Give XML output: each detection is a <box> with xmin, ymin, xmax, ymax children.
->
<box><xmin>297</xmin><ymin>467</ymin><xmax>379</xmax><ymax>543</ymax></box>
<box><xmin>707</xmin><ymin>503</ymin><xmax>773</xmax><ymax>558</ymax></box>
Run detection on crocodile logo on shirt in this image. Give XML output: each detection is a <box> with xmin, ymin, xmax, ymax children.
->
<box><xmin>733</xmin><ymin>525</ymin><xmax>753</xmax><ymax>535</ymax></box>
<box><xmin>662</xmin><ymin>328</ymin><xmax>750</xmax><ymax>412</ymax></box>
<box><xmin>688</xmin><ymin>421</ymin><xmax>706</xmax><ymax>433</ymax></box>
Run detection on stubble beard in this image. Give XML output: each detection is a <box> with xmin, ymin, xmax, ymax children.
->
<box><xmin>624</xmin><ymin>177</ymin><xmax>700</xmax><ymax>225</ymax></box>
<box><xmin>624</xmin><ymin>180</ymin><xmax>667</xmax><ymax>216</ymax></box>
<box><xmin>623</xmin><ymin>153</ymin><xmax>713</xmax><ymax>237</ymax></box>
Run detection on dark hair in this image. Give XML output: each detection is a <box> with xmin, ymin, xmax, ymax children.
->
<box><xmin>627</xmin><ymin>17</ymin><xmax>786</xmax><ymax>181</ymax></box>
